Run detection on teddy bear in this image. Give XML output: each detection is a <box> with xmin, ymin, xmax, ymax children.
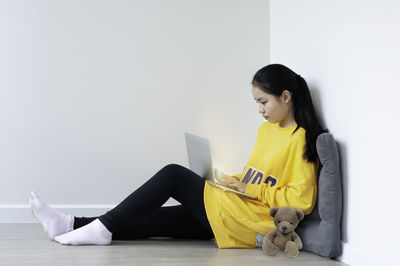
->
<box><xmin>262</xmin><ymin>206</ymin><xmax>304</xmax><ymax>259</ymax></box>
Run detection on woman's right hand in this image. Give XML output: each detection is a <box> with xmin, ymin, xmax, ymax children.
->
<box><xmin>214</xmin><ymin>168</ymin><xmax>239</xmax><ymax>186</ymax></box>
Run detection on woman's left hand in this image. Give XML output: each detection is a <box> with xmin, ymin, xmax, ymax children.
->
<box><xmin>226</xmin><ymin>180</ymin><xmax>247</xmax><ymax>193</ymax></box>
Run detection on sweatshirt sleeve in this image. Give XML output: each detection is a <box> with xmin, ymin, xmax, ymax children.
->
<box><xmin>244</xmin><ymin>143</ymin><xmax>318</xmax><ymax>215</ymax></box>
<box><xmin>245</xmin><ymin>181</ymin><xmax>317</xmax><ymax>215</ymax></box>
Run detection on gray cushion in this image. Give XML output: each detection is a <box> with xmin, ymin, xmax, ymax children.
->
<box><xmin>296</xmin><ymin>133</ymin><xmax>343</xmax><ymax>258</ymax></box>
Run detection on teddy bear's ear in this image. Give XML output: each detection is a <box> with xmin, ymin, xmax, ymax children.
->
<box><xmin>296</xmin><ymin>209</ymin><xmax>304</xmax><ymax>221</ymax></box>
<box><xmin>269</xmin><ymin>207</ymin><xmax>278</xmax><ymax>217</ymax></box>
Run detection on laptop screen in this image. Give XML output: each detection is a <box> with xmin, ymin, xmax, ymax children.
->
<box><xmin>184</xmin><ymin>132</ymin><xmax>214</xmax><ymax>181</ymax></box>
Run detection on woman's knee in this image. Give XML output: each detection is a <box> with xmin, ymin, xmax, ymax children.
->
<box><xmin>160</xmin><ymin>164</ymin><xmax>201</xmax><ymax>181</ymax></box>
<box><xmin>162</xmin><ymin>163</ymin><xmax>185</xmax><ymax>172</ymax></box>
<box><xmin>158</xmin><ymin>164</ymin><xmax>189</xmax><ymax>177</ymax></box>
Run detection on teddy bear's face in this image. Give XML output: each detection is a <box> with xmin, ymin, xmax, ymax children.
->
<box><xmin>270</xmin><ymin>207</ymin><xmax>304</xmax><ymax>235</ymax></box>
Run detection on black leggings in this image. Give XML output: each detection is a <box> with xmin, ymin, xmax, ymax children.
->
<box><xmin>73</xmin><ymin>164</ymin><xmax>215</xmax><ymax>240</ymax></box>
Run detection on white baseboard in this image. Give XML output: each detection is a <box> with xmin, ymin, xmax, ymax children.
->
<box><xmin>338</xmin><ymin>241</ymin><xmax>395</xmax><ymax>266</ymax></box>
<box><xmin>0</xmin><ymin>204</ymin><xmax>118</xmax><ymax>223</ymax></box>
<box><xmin>1</xmin><ymin>198</ymin><xmax>181</xmax><ymax>223</ymax></box>
<box><xmin>0</xmin><ymin>202</ymin><xmax>181</xmax><ymax>223</ymax></box>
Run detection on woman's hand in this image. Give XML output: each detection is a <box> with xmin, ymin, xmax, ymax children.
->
<box><xmin>225</xmin><ymin>180</ymin><xmax>247</xmax><ymax>193</ymax></box>
<box><xmin>214</xmin><ymin>168</ymin><xmax>238</xmax><ymax>186</ymax></box>
<box><xmin>214</xmin><ymin>168</ymin><xmax>246</xmax><ymax>192</ymax></box>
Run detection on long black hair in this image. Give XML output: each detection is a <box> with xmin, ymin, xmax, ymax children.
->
<box><xmin>252</xmin><ymin>64</ymin><xmax>329</xmax><ymax>164</ymax></box>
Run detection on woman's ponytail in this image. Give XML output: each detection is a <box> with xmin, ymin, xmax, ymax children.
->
<box><xmin>292</xmin><ymin>74</ymin><xmax>328</xmax><ymax>163</ymax></box>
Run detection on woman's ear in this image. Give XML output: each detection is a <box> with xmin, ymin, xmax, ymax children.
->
<box><xmin>281</xmin><ymin>90</ymin><xmax>292</xmax><ymax>104</ymax></box>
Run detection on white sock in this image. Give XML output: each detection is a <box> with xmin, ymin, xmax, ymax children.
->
<box><xmin>29</xmin><ymin>191</ymin><xmax>74</xmax><ymax>240</ymax></box>
<box><xmin>54</xmin><ymin>218</ymin><xmax>112</xmax><ymax>245</ymax></box>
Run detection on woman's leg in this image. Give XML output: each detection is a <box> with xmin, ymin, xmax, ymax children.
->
<box><xmin>55</xmin><ymin>164</ymin><xmax>213</xmax><ymax>245</ymax></box>
<box><xmin>98</xmin><ymin>163</ymin><xmax>212</xmax><ymax>234</ymax></box>
<box><xmin>74</xmin><ymin>205</ymin><xmax>214</xmax><ymax>240</ymax></box>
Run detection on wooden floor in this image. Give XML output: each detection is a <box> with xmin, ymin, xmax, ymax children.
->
<box><xmin>0</xmin><ymin>223</ymin><xmax>349</xmax><ymax>266</ymax></box>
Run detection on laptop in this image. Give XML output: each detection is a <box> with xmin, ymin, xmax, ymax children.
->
<box><xmin>184</xmin><ymin>132</ymin><xmax>255</xmax><ymax>199</ymax></box>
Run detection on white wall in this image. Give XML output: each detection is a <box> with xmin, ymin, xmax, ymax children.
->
<box><xmin>270</xmin><ymin>1</ymin><xmax>400</xmax><ymax>265</ymax></box>
<box><xmin>0</xmin><ymin>0</ymin><xmax>269</xmax><ymax>219</ymax></box>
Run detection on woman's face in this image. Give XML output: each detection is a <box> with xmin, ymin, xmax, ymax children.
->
<box><xmin>252</xmin><ymin>86</ymin><xmax>294</xmax><ymax>126</ymax></box>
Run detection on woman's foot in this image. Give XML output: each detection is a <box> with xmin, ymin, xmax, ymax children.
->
<box><xmin>54</xmin><ymin>218</ymin><xmax>112</xmax><ymax>245</ymax></box>
<box><xmin>29</xmin><ymin>191</ymin><xmax>74</xmax><ymax>240</ymax></box>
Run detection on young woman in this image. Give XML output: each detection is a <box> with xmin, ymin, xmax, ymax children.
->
<box><xmin>30</xmin><ymin>64</ymin><xmax>328</xmax><ymax>247</ymax></box>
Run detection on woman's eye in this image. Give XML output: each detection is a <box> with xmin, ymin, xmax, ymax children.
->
<box><xmin>261</xmin><ymin>102</ymin><xmax>267</xmax><ymax>104</ymax></box>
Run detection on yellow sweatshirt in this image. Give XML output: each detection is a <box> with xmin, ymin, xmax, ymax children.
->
<box><xmin>203</xmin><ymin>121</ymin><xmax>319</xmax><ymax>248</ymax></box>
